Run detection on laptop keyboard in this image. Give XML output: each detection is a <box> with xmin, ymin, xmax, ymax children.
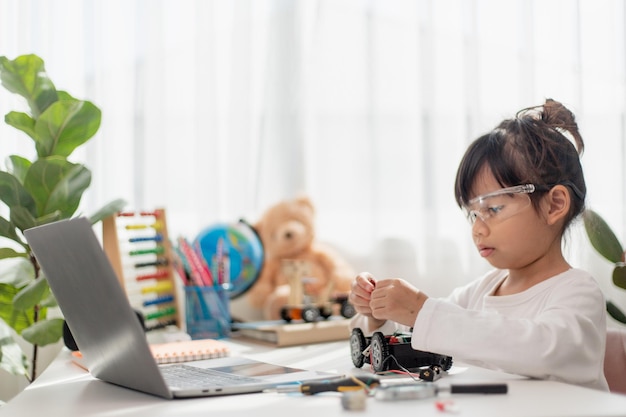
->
<box><xmin>160</xmin><ymin>364</ymin><xmax>261</xmax><ymax>389</ymax></box>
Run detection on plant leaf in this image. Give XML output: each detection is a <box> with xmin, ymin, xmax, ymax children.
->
<box><xmin>10</xmin><ymin>206</ymin><xmax>37</xmax><ymax>232</ymax></box>
<box><xmin>613</xmin><ymin>265</ymin><xmax>626</xmax><ymax>290</ymax></box>
<box><xmin>0</xmin><ymin>248</ymin><xmax>28</xmax><ymax>261</ymax></box>
<box><xmin>0</xmin><ymin>319</ymin><xmax>28</xmax><ymax>377</ymax></box>
<box><xmin>35</xmin><ymin>211</ymin><xmax>64</xmax><ymax>226</ymax></box>
<box><xmin>4</xmin><ymin>111</ymin><xmax>37</xmax><ymax>142</ymax></box>
<box><xmin>583</xmin><ymin>209</ymin><xmax>624</xmax><ymax>263</ymax></box>
<box><xmin>0</xmin><ymin>171</ymin><xmax>37</xmax><ymax>216</ymax></box>
<box><xmin>607</xmin><ymin>300</ymin><xmax>626</xmax><ymax>324</ymax></box>
<box><xmin>56</xmin><ymin>90</ymin><xmax>74</xmax><ymax>100</ymax></box>
<box><xmin>0</xmin><ymin>283</ymin><xmax>36</xmax><ymax>332</ymax></box>
<box><xmin>6</xmin><ymin>155</ymin><xmax>32</xmax><ymax>184</ymax></box>
<box><xmin>88</xmin><ymin>198</ymin><xmax>128</xmax><ymax>224</ymax></box>
<box><xmin>0</xmin><ymin>258</ymin><xmax>34</xmax><ymax>287</ymax></box>
<box><xmin>0</xmin><ymin>54</ymin><xmax>58</xmax><ymax>118</ymax></box>
<box><xmin>21</xmin><ymin>317</ymin><xmax>64</xmax><ymax>346</ymax></box>
<box><xmin>45</xmin><ymin>164</ymin><xmax>91</xmax><ymax>217</ymax></box>
<box><xmin>39</xmin><ymin>291</ymin><xmax>58</xmax><ymax>308</ymax></box>
<box><xmin>0</xmin><ymin>215</ymin><xmax>23</xmax><ymax>245</ymax></box>
<box><xmin>24</xmin><ymin>158</ymin><xmax>91</xmax><ymax>218</ymax></box>
<box><xmin>34</xmin><ymin>99</ymin><xmax>101</xmax><ymax>158</ymax></box>
<box><xmin>13</xmin><ymin>277</ymin><xmax>49</xmax><ymax>311</ymax></box>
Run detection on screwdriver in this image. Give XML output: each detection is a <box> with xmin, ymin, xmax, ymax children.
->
<box><xmin>272</xmin><ymin>375</ymin><xmax>380</xmax><ymax>395</ymax></box>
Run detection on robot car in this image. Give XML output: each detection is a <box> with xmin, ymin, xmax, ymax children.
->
<box><xmin>350</xmin><ymin>328</ymin><xmax>453</xmax><ymax>373</ymax></box>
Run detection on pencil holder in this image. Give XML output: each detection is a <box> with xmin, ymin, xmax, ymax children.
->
<box><xmin>184</xmin><ymin>285</ymin><xmax>231</xmax><ymax>340</ymax></box>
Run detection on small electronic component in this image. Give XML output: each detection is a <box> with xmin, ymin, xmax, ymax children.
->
<box><xmin>418</xmin><ymin>365</ymin><xmax>446</xmax><ymax>382</ymax></box>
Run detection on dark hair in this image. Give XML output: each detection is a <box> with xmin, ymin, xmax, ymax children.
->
<box><xmin>454</xmin><ymin>99</ymin><xmax>586</xmax><ymax>231</ymax></box>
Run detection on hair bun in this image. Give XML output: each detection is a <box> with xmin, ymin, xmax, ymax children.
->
<box><xmin>540</xmin><ymin>98</ymin><xmax>584</xmax><ymax>155</ymax></box>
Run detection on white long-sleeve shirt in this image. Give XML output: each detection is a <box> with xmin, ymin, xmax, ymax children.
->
<box><xmin>350</xmin><ymin>268</ymin><xmax>609</xmax><ymax>391</ymax></box>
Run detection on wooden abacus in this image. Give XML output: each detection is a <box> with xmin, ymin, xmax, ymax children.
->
<box><xmin>102</xmin><ymin>208</ymin><xmax>182</xmax><ymax>331</ymax></box>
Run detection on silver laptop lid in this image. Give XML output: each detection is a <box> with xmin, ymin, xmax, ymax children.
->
<box><xmin>24</xmin><ymin>217</ymin><xmax>173</xmax><ymax>399</ymax></box>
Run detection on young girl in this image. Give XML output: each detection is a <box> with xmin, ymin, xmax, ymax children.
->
<box><xmin>349</xmin><ymin>99</ymin><xmax>609</xmax><ymax>391</ymax></box>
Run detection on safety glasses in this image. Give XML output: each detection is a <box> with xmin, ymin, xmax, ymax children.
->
<box><xmin>462</xmin><ymin>184</ymin><xmax>536</xmax><ymax>225</ymax></box>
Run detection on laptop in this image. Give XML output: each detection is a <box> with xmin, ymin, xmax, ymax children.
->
<box><xmin>24</xmin><ymin>217</ymin><xmax>329</xmax><ymax>399</ymax></box>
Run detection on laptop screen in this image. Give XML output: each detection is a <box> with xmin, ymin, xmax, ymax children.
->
<box><xmin>25</xmin><ymin>217</ymin><xmax>172</xmax><ymax>398</ymax></box>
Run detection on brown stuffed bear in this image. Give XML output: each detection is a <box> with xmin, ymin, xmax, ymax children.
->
<box><xmin>245</xmin><ymin>196</ymin><xmax>355</xmax><ymax>320</ymax></box>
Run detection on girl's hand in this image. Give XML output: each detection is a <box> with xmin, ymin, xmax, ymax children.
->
<box><xmin>349</xmin><ymin>272</ymin><xmax>386</xmax><ymax>330</ymax></box>
<box><xmin>370</xmin><ymin>278</ymin><xmax>428</xmax><ymax>327</ymax></box>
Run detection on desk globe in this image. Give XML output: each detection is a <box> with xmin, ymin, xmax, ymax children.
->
<box><xmin>194</xmin><ymin>220</ymin><xmax>264</xmax><ymax>299</ymax></box>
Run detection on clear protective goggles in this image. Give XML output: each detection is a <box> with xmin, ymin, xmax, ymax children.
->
<box><xmin>462</xmin><ymin>184</ymin><xmax>536</xmax><ymax>225</ymax></box>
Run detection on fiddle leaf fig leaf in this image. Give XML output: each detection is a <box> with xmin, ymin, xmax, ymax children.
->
<box><xmin>0</xmin><ymin>171</ymin><xmax>37</xmax><ymax>216</ymax></box>
<box><xmin>0</xmin><ymin>283</ymin><xmax>36</xmax><ymax>333</ymax></box>
<box><xmin>583</xmin><ymin>210</ymin><xmax>624</xmax><ymax>263</ymax></box>
<box><xmin>11</xmin><ymin>206</ymin><xmax>37</xmax><ymax>232</ymax></box>
<box><xmin>45</xmin><ymin>164</ymin><xmax>91</xmax><ymax>217</ymax></box>
<box><xmin>6</xmin><ymin>155</ymin><xmax>32</xmax><ymax>184</ymax></box>
<box><xmin>0</xmin><ymin>258</ymin><xmax>34</xmax><ymax>287</ymax></box>
<box><xmin>21</xmin><ymin>317</ymin><xmax>64</xmax><ymax>347</ymax></box>
<box><xmin>607</xmin><ymin>300</ymin><xmax>626</xmax><ymax>324</ymax></box>
<box><xmin>56</xmin><ymin>90</ymin><xmax>74</xmax><ymax>100</ymax></box>
<box><xmin>39</xmin><ymin>290</ymin><xmax>58</xmax><ymax>308</ymax></box>
<box><xmin>88</xmin><ymin>198</ymin><xmax>128</xmax><ymax>224</ymax></box>
<box><xmin>0</xmin><ymin>319</ymin><xmax>28</xmax><ymax>377</ymax></box>
<box><xmin>612</xmin><ymin>265</ymin><xmax>626</xmax><ymax>290</ymax></box>
<box><xmin>4</xmin><ymin>112</ymin><xmax>37</xmax><ymax>142</ymax></box>
<box><xmin>24</xmin><ymin>158</ymin><xmax>91</xmax><ymax>218</ymax></box>
<box><xmin>0</xmin><ymin>54</ymin><xmax>58</xmax><ymax>118</ymax></box>
<box><xmin>13</xmin><ymin>276</ymin><xmax>49</xmax><ymax>311</ymax></box>
<box><xmin>0</xmin><ymin>216</ymin><xmax>23</xmax><ymax>244</ymax></box>
<box><xmin>0</xmin><ymin>248</ymin><xmax>27</xmax><ymax>260</ymax></box>
<box><xmin>35</xmin><ymin>211</ymin><xmax>64</xmax><ymax>226</ymax></box>
<box><xmin>34</xmin><ymin>99</ymin><xmax>101</xmax><ymax>158</ymax></box>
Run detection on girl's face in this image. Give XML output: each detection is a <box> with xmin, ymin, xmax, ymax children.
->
<box><xmin>467</xmin><ymin>168</ymin><xmax>554</xmax><ymax>272</ymax></box>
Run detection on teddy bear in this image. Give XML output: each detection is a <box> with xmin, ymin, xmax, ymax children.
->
<box><xmin>244</xmin><ymin>196</ymin><xmax>355</xmax><ymax>321</ymax></box>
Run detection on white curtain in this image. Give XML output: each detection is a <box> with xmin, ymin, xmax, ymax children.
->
<box><xmin>1</xmin><ymin>0</ymin><xmax>625</xmax><ymax>302</ymax></box>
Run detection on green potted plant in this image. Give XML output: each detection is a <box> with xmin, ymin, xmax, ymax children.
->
<box><xmin>0</xmin><ymin>54</ymin><xmax>126</xmax><ymax>383</ymax></box>
<box><xmin>583</xmin><ymin>209</ymin><xmax>626</xmax><ymax>324</ymax></box>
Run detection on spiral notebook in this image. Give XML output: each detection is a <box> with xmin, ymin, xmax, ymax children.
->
<box><xmin>150</xmin><ymin>339</ymin><xmax>230</xmax><ymax>364</ymax></box>
<box><xmin>72</xmin><ymin>339</ymin><xmax>231</xmax><ymax>369</ymax></box>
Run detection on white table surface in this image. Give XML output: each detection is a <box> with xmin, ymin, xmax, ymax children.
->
<box><xmin>2</xmin><ymin>336</ymin><xmax>626</xmax><ymax>417</ymax></box>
